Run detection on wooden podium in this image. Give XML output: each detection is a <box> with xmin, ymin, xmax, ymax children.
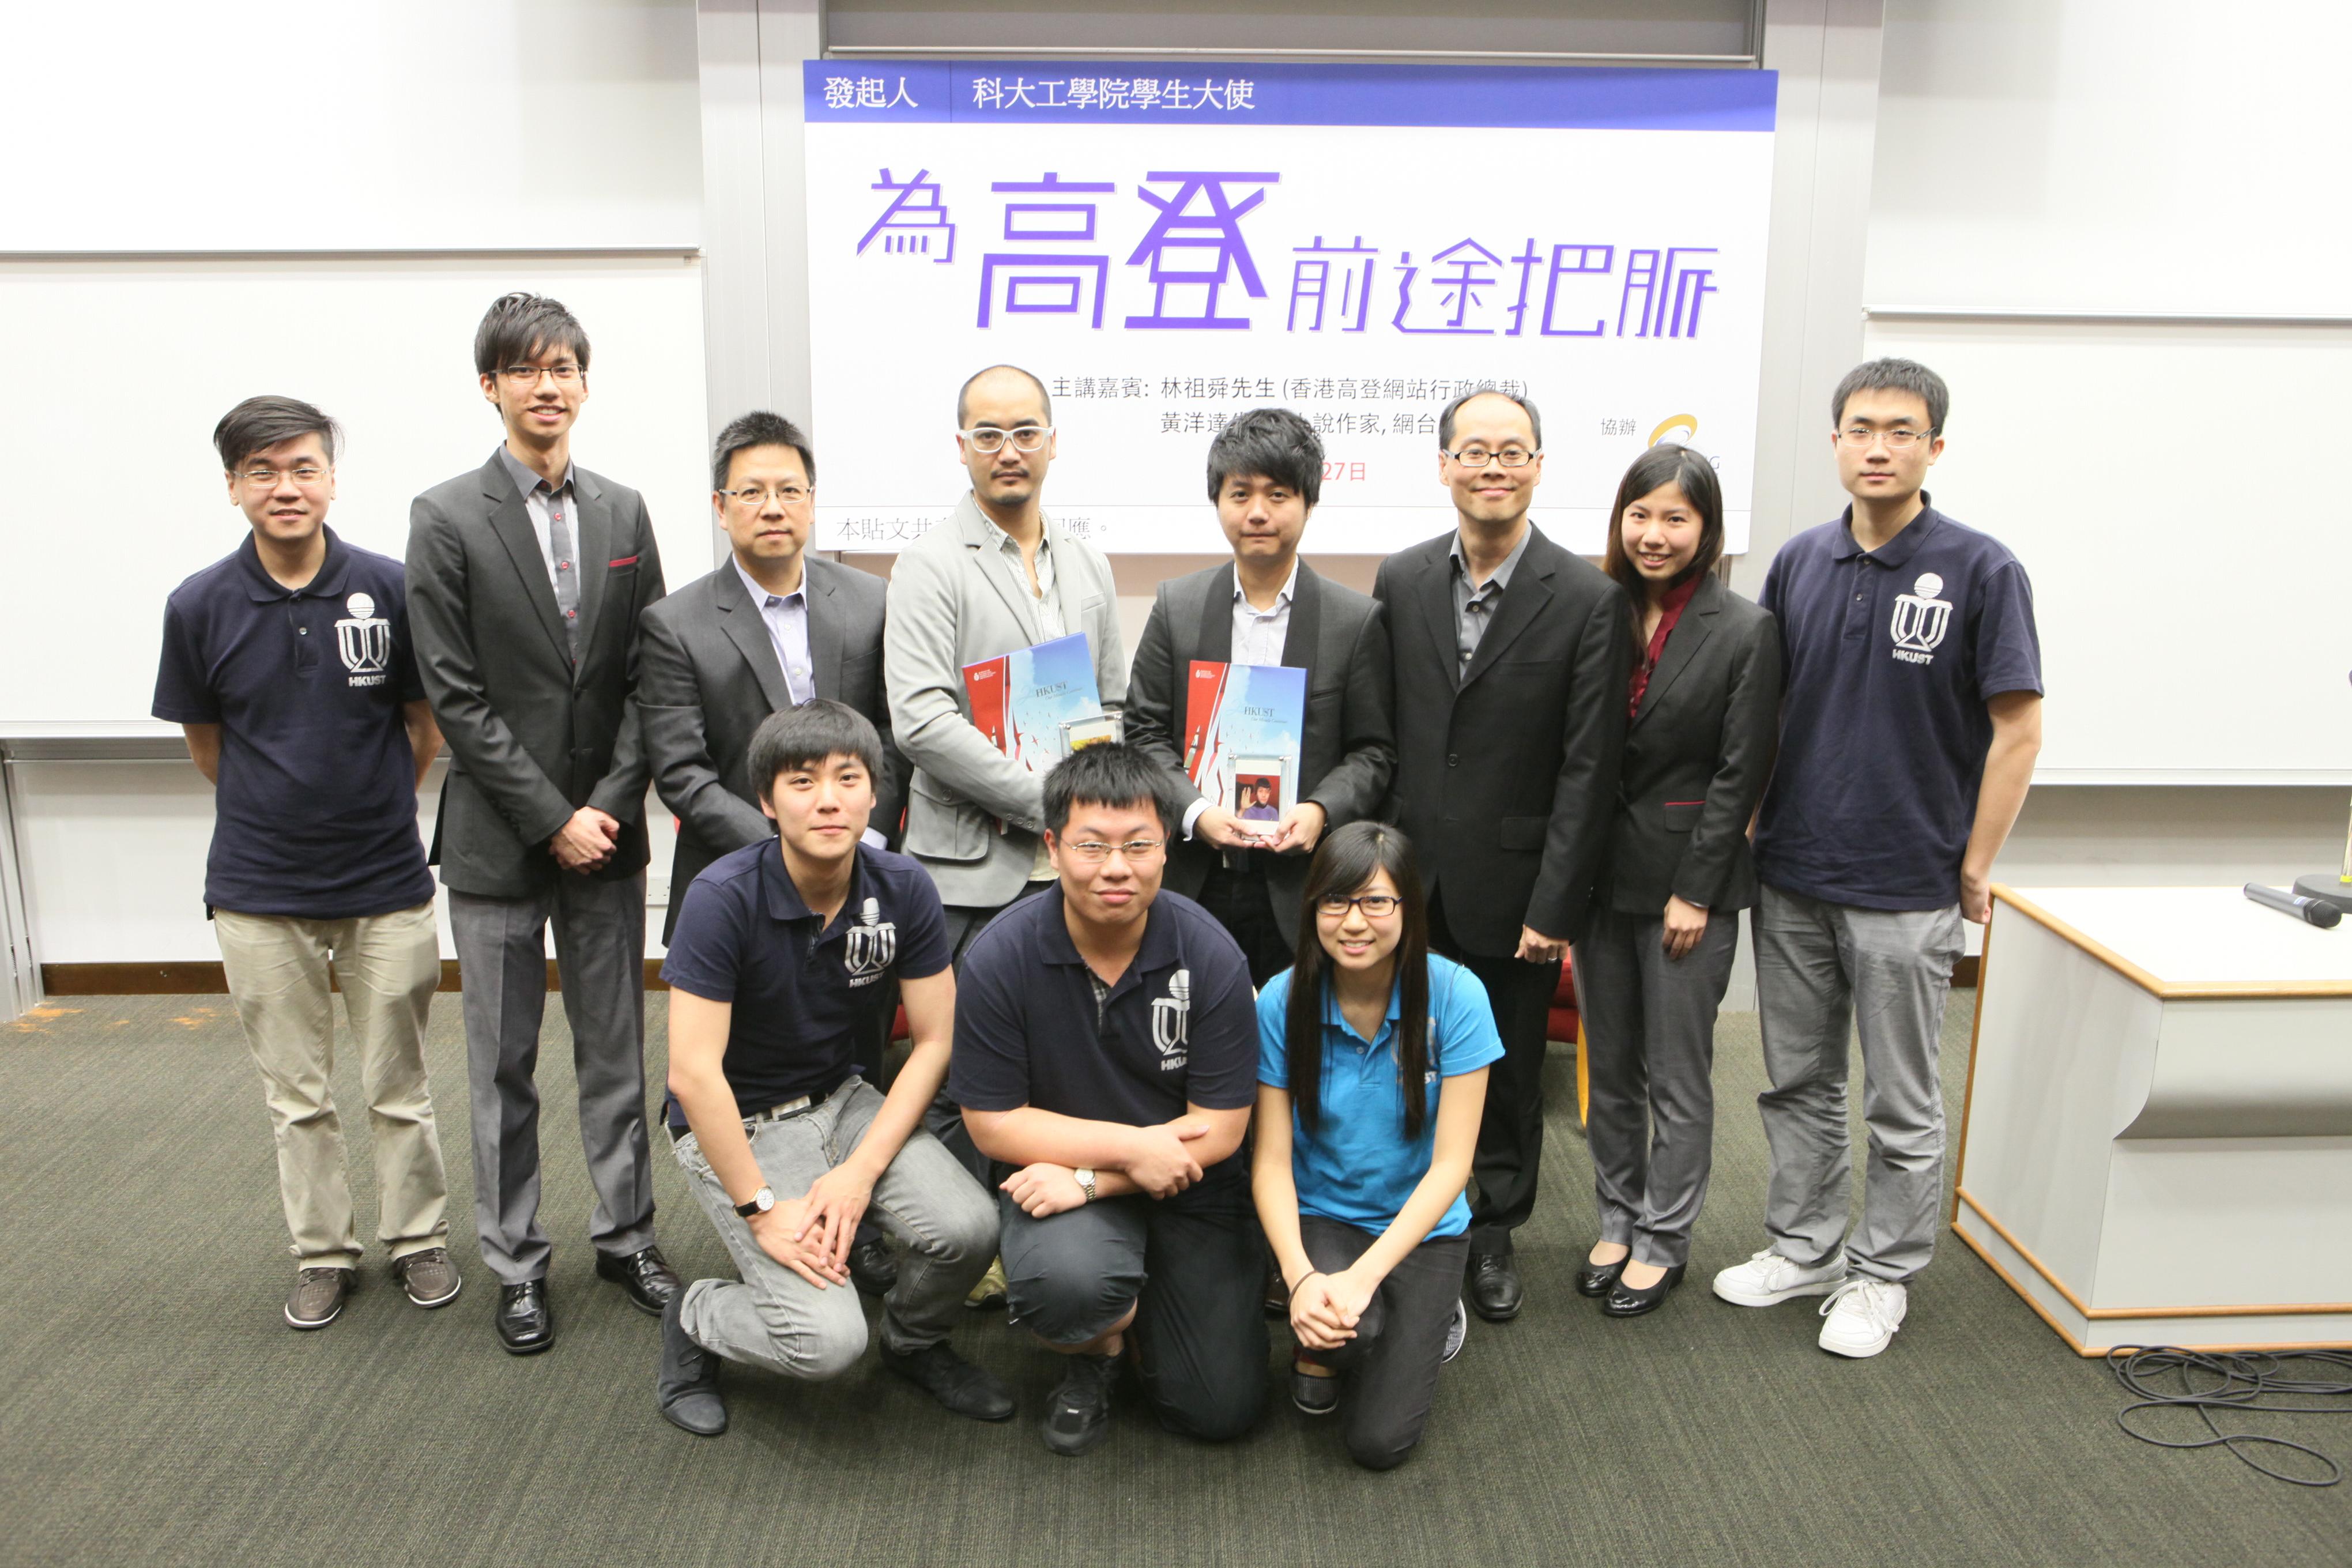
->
<box><xmin>1954</xmin><ymin>885</ymin><xmax>2352</xmax><ymax>1354</ymax></box>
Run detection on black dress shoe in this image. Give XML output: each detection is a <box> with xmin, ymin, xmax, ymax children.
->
<box><xmin>1575</xmin><ymin>1256</ymin><xmax>1629</xmax><ymax>1299</ymax></box>
<box><xmin>495</xmin><ymin>1280</ymin><xmax>553</xmax><ymax>1355</ymax></box>
<box><xmin>850</xmin><ymin>1230</ymin><xmax>899</xmax><ymax>1298</ymax></box>
<box><xmin>596</xmin><ymin>1246</ymin><xmax>681</xmax><ymax>1316</ymax></box>
<box><xmin>880</xmin><ymin>1340</ymin><xmax>1017</xmax><ymax>1422</ymax></box>
<box><xmin>1602</xmin><ymin>1262</ymin><xmax>1687</xmax><ymax>1319</ymax></box>
<box><xmin>1466</xmin><ymin>1251</ymin><xmax>1524</xmax><ymax>1322</ymax></box>
<box><xmin>657</xmin><ymin>1294</ymin><xmax>726</xmax><ymax>1435</ymax></box>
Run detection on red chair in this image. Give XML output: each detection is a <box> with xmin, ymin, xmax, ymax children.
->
<box><xmin>1546</xmin><ymin>955</ymin><xmax>1589</xmax><ymax>1126</ymax></box>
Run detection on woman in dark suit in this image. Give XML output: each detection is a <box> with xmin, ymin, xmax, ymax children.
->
<box><xmin>1573</xmin><ymin>444</ymin><xmax>1781</xmax><ymax>1318</ymax></box>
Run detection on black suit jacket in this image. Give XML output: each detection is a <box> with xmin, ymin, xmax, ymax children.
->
<box><xmin>1600</xmin><ymin>573</ymin><xmax>1781</xmax><ymax>916</ymax></box>
<box><xmin>638</xmin><ymin>555</ymin><xmax>901</xmax><ymax>942</ymax></box>
<box><xmin>1125</xmin><ymin>561</ymin><xmax>1396</xmax><ymax>947</ymax></box>
<box><xmin>1373</xmin><ymin>525</ymin><xmax>1631</xmax><ymax>955</ymax></box>
<box><xmin>406</xmin><ymin>453</ymin><xmax>665</xmax><ymax>898</ymax></box>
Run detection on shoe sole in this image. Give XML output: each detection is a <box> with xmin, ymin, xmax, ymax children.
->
<box><xmin>1042</xmin><ymin>1423</ymin><xmax>1111</xmax><ymax>1457</ymax></box>
<box><xmin>401</xmin><ymin>1278</ymin><xmax>462</xmax><ymax>1309</ymax></box>
<box><xmin>284</xmin><ymin>1302</ymin><xmax>344</xmax><ymax>1330</ymax></box>
<box><xmin>1292</xmin><ymin>1394</ymin><xmax>1339</xmax><ymax>1416</ymax></box>
<box><xmin>1712</xmin><ymin>1276</ymin><xmax>1846</xmax><ymax>1308</ymax></box>
<box><xmin>659</xmin><ymin>1400</ymin><xmax>729</xmax><ymax>1437</ymax></box>
<box><xmin>1819</xmin><ymin>1333</ymin><xmax>1895</xmax><ymax>1358</ymax></box>
<box><xmin>499</xmin><ymin>1333</ymin><xmax>555</xmax><ymax>1356</ymax></box>
<box><xmin>1470</xmin><ymin>1299</ymin><xmax>1521</xmax><ymax>1323</ymax></box>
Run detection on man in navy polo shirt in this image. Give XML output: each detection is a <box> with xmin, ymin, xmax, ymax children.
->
<box><xmin>952</xmin><ymin>743</ymin><xmax>1267</xmax><ymax>1457</ymax></box>
<box><xmin>154</xmin><ymin>395</ymin><xmax>458</xmax><ymax>1332</ymax></box>
<box><xmin>654</xmin><ymin>700</ymin><xmax>1009</xmax><ymax>1437</ymax></box>
<box><xmin>1711</xmin><ymin>359</ymin><xmax>2043</xmax><ymax>1359</ymax></box>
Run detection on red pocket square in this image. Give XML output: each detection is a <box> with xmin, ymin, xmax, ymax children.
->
<box><xmin>608</xmin><ymin>555</ymin><xmax>639</xmax><ymax>568</ymax></box>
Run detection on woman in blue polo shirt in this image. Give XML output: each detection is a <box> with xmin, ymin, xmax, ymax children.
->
<box><xmin>1253</xmin><ymin>821</ymin><xmax>1502</xmax><ymax>1471</ymax></box>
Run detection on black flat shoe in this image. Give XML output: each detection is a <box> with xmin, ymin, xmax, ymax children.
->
<box><xmin>1602</xmin><ymin>1263</ymin><xmax>1686</xmax><ymax>1318</ymax></box>
<box><xmin>596</xmin><ymin>1246</ymin><xmax>682</xmax><ymax>1316</ymax></box>
<box><xmin>495</xmin><ymin>1279</ymin><xmax>554</xmax><ymax>1354</ymax></box>
<box><xmin>1575</xmin><ymin>1256</ymin><xmax>1628</xmax><ymax>1298</ymax></box>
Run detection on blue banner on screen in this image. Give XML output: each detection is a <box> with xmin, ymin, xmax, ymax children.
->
<box><xmin>803</xmin><ymin>59</ymin><xmax>1778</xmax><ymax>555</ymax></box>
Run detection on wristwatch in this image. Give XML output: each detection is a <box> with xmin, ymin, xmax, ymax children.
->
<box><xmin>1074</xmin><ymin>1167</ymin><xmax>1097</xmax><ymax>1204</ymax></box>
<box><xmin>733</xmin><ymin>1185</ymin><xmax>777</xmax><ymax>1218</ymax></box>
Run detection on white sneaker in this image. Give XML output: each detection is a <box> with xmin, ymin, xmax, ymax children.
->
<box><xmin>1816</xmin><ymin>1279</ymin><xmax>1908</xmax><ymax>1358</ymax></box>
<box><xmin>1710</xmin><ymin>1246</ymin><xmax>1849</xmax><ymax>1307</ymax></box>
<box><xmin>1440</xmin><ymin>1298</ymin><xmax>1468</xmax><ymax>1365</ymax></box>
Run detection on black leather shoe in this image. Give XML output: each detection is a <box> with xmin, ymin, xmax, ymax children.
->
<box><xmin>1290</xmin><ymin>1362</ymin><xmax>1340</xmax><ymax>1417</ymax></box>
<box><xmin>1041</xmin><ymin>1352</ymin><xmax>1120</xmax><ymax>1456</ymax></box>
<box><xmin>1602</xmin><ymin>1263</ymin><xmax>1687</xmax><ymax>1319</ymax></box>
<box><xmin>850</xmin><ymin>1230</ymin><xmax>899</xmax><ymax>1298</ymax></box>
<box><xmin>1467</xmin><ymin>1251</ymin><xmax>1524</xmax><ymax>1322</ymax></box>
<box><xmin>596</xmin><ymin>1246</ymin><xmax>681</xmax><ymax>1316</ymax></box>
<box><xmin>657</xmin><ymin>1294</ymin><xmax>726</xmax><ymax>1435</ymax></box>
<box><xmin>1575</xmin><ymin>1255</ymin><xmax>1629</xmax><ymax>1299</ymax></box>
<box><xmin>881</xmin><ymin>1340</ymin><xmax>1016</xmax><ymax>1422</ymax></box>
<box><xmin>495</xmin><ymin>1280</ymin><xmax>553</xmax><ymax>1355</ymax></box>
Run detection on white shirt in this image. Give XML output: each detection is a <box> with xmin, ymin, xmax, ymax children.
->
<box><xmin>982</xmin><ymin>514</ymin><xmax>1062</xmax><ymax>639</ymax></box>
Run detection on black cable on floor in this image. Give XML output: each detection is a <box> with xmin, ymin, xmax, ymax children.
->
<box><xmin>2106</xmin><ymin>1345</ymin><xmax>2352</xmax><ymax>1487</ymax></box>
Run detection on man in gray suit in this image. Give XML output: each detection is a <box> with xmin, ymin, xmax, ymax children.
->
<box><xmin>407</xmin><ymin>292</ymin><xmax>679</xmax><ymax>1355</ymax></box>
<box><xmin>1124</xmin><ymin>407</ymin><xmax>1395</xmax><ymax>985</ymax></box>
<box><xmin>884</xmin><ymin>364</ymin><xmax>1125</xmax><ymax>1204</ymax></box>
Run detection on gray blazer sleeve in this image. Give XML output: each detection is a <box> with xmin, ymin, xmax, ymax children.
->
<box><xmin>883</xmin><ymin>541</ymin><xmax>1048</xmax><ymax>830</ymax></box>
<box><xmin>1300</xmin><ymin>598</ymin><xmax>1396</xmax><ymax>831</ymax></box>
<box><xmin>638</xmin><ymin>598</ymin><xmax>773</xmax><ymax>857</ymax></box>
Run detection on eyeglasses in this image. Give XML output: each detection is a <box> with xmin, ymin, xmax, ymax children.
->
<box><xmin>1317</xmin><ymin>893</ymin><xmax>1401</xmax><ymax>918</ymax></box>
<box><xmin>959</xmin><ymin>425</ymin><xmax>1053</xmax><ymax>454</ymax></box>
<box><xmin>1836</xmin><ymin>427</ymin><xmax>1932</xmax><ymax>448</ymax></box>
<box><xmin>1443</xmin><ymin>446</ymin><xmax>1539</xmax><ymax>469</ymax></box>
<box><xmin>238</xmin><ymin>465</ymin><xmax>328</xmax><ymax>487</ymax></box>
<box><xmin>721</xmin><ymin>484</ymin><xmax>813</xmax><ymax>507</ymax></box>
<box><xmin>500</xmin><ymin>363</ymin><xmax>583</xmax><ymax>385</ymax></box>
<box><xmin>1062</xmin><ymin>837</ymin><xmax>1164</xmax><ymax>865</ymax></box>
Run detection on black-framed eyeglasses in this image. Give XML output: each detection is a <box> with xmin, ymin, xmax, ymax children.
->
<box><xmin>1442</xmin><ymin>445</ymin><xmax>1539</xmax><ymax>469</ymax></box>
<box><xmin>959</xmin><ymin>425</ymin><xmax>1053</xmax><ymax>454</ymax></box>
<box><xmin>1317</xmin><ymin>893</ymin><xmax>1401</xmax><ymax>918</ymax></box>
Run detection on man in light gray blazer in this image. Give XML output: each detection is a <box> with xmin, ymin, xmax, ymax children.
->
<box><xmin>406</xmin><ymin>293</ymin><xmax>678</xmax><ymax>1356</ymax></box>
<box><xmin>639</xmin><ymin>411</ymin><xmax>900</xmax><ymax>947</ymax></box>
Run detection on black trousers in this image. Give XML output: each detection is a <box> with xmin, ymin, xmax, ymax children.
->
<box><xmin>1298</xmin><ymin>1216</ymin><xmax>1470</xmax><ymax>1471</ymax></box>
<box><xmin>1192</xmin><ymin>858</ymin><xmax>1295</xmax><ymax>989</ymax></box>
<box><xmin>1427</xmin><ymin>888</ymin><xmax>1563</xmax><ymax>1253</ymax></box>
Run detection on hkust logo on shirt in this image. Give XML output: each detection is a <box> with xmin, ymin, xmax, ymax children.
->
<box><xmin>336</xmin><ymin>592</ymin><xmax>393</xmax><ymax>688</ymax></box>
<box><xmin>1889</xmin><ymin>572</ymin><xmax>1952</xmax><ymax>666</ymax></box>
<box><xmin>1150</xmin><ymin>968</ymin><xmax>1190</xmax><ymax>1071</ymax></box>
<box><xmin>842</xmin><ymin>898</ymin><xmax>897</xmax><ymax>986</ymax></box>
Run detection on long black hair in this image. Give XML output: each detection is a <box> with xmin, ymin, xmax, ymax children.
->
<box><xmin>1601</xmin><ymin>442</ymin><xmax>1724</xmax><ymax>631</ymax></box>
<box><xmin>1284</xmin><ymin>822</ymin><xmax>1433</xmax><ymax>1138</ymax></box>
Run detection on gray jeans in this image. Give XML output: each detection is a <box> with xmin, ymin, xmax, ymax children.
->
<box><xmin>1752</xmin><ymin>884</ymin><xmax>1965</xmax><ymax>1284</ymax></box>
<box><xmin>674</xmin><ymin>1079</ymin><xmax>997</xmax><ymax>1378</ymax></box>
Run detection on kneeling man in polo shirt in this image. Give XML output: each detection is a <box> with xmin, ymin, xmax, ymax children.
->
<box><xmin>952</xmin><ymin>743</ymin><xmax>1268</xmax><ymax>1457</ymax></box>
<box><xmin>656</xmin><ymin>700</ymin><xmax>1009</xmax><ymax>1435</ymax></box>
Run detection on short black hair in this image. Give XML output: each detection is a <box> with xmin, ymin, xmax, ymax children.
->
<box><xmin>1437</xmin><ymin>387</ymin><xmax>1543</xmax><ymax>451</ymax></box>
<box><xmin>1832</xmin><ymin>357</ymin><xmax>1948</xmax><ymax>434</ymax></box>
<box><xmin>1042</xmin><ymin>742</ymin><xmax>1175</xmax><ymax>840</ymax></box>
<box><xmin>473</xmin><ymin>292</ymin><xmax>591</xmax><ymax>379</ymax></box>
<box><xmin>712</xmin><ymin>410</ymin><xmax>817</xmax><ymax>492</ymax></box>
<box><xmin>955</xmin><ymin>363</ymin><xmax>1052</xmax><ymax>428</ymax></box>
<box><xmin>746</xmin><ymin>700</ymin><xmax>883</xmax><ymax>804</ymax></box>
<box><xmin>213</xmin><ymin>395</ymin><xmax>342</xmax><ymax>472</ymax></box>
<box><xmin>1205</xmin><ymin>406</ymin><xmax>1322</xmax><ymax>507</ymax></box>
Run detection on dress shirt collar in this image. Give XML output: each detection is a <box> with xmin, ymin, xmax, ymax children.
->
<box><xmin>732</xmin><ymin>553</ymin><xmax>806</xmax><ymax>608</ymax></box>
<box><xmin>1232</xmin><ymin>559</ymin><xmax>1301</xmax><ymax>614</ymax></box>
<box><xmin>1449</xmin><ymin>524</ymin><xmax>1531</xmax><ymax>596</ymax></box>
<box><xmin>496</xmin><ymin>444</ymin><xmax>576</xmax><ymax>500</ymax></box>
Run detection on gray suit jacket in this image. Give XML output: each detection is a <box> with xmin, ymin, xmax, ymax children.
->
<box><xmin>884</xmin><ymin>493</ymin><xmax>1126</xmax><ymax>909</ymax></box>
<box><xmin>406</xmin><ymin>451</ymin><xmax>665</xmax><ymax>898</ymax></box>
<box><xmin>1124</xmin><ymin>560</ymin><xmax>1395</xmax><ymax>947</ymax></box>
<box><xmin>1599</xmin><ymin>573</ymin><xmax>1781</xmax><ymax>915</ymax></box>
<box><xmin>639</xmin><ymin>555</ymin><xmax>900</xmax><ymax>942</ymax></box>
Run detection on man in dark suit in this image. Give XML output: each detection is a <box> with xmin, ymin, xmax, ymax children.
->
<box><xmin>1125</xmin><ymin>407</ymin><xmax>1394</xmax><ymax>984</ymax></box>
<box><xmin>638</xmin><ymin>410</ymin><xmax>900</xmax><ymax>947</ymax></box>
<box><xmin>407</xmin><ymin>292</ymin><xmax>680</xmax><ymax>1355</ymax></box>
<box><xmin>1373</xmin><ymin>389</ymin><xmax>1633</xmax><ymax>1322</ymax></box>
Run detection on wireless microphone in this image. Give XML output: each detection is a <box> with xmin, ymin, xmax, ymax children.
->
<box><xmin>2243</xmin><ymin>883</ymin><xmax>2343</xmax><ymax>929</ymax></box>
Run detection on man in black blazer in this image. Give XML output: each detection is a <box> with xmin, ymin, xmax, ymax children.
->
<box><xmin>1126</xmin><ymin>408</ymin><xmax>1394</xmax><ymax>983</ymax></box>
<box><xmin>1373</xmin><ymin>389</ymin><xmax>1633</xmax><ymax>1322</ymax></box>
<box><xmin>639</xmin><ymin>411</ymin><xmax>900</xmax><ymax>947</ymax></box>
<box><xmin>407</xmin><ymin>292</ymin><xmax>679</xmax><ymax>1354</ymax></box>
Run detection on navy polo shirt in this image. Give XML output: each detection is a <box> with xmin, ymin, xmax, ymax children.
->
<box><xmin>661</xmin><ymin>840</ymin><xmax>951</xmax><ymax>1126</ymax></box>
<box><xmin>949</xmin><ymin>886</ymin><xmax>1258</xmax><ymax>1196</ymax></box>
<box><xmin>1755</xmin><ymin>497</ymin><xmax>2042</xmax><ymax>910</ymax></box>
<box><xmin>152</xmin><ymin>529</ymin><xmax>436</xmax><ymax>919</ymax></box>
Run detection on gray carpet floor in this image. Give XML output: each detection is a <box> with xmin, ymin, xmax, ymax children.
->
<box><xmin>2</xmin><ymin>990</ymin><xmax>2345</xmax><ymax>1568</ymax></box>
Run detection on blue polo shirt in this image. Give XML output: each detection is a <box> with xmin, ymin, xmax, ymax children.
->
<box><xmin>152</xmin><ymin>529</ymin><xmax>436</xmax><ymax>919</ymax></box>
<box><xmin>1755</xmin><ymin>497</ymin><xmax>2042</xmax><ymax>910</ymax></box>
<box><xmin>949</xmin><ymin>886</ymin><xmax>1258</xmax><ymax>1197</ymax></box>
<box><xmin>661</xmin><ymin>840</ymin><xmax>950</xmax><ymax>1127</ymax></box>
<box><xmin>1256</xmin><ymin>955</ymin><xmax>1504</xmax><ymax>1238</ymax></box>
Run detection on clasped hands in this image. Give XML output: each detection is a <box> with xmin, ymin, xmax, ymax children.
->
<box><xmin>745</xmin><ymin>1161</ymin><xmax>877</xmax><ymax>1290</ymax></box>
<box><xmin>1194</xmin><ymin>801</ymin><xmax>1325</xmax><ymax>857</ymax></box>
<box><xmin>1288</xmin><ymin>1266</ymin><xmax>1375</xmax><ymax>1351</ymax></box>
<box><xmin>999</xmin><ymin>1117</ymin><xmax>1212</xmax><ymax>1218</ymax></box>
<box><xmin>549</xmin><ymin>806</ymin><xmax>621</xmax><ymax>872</ymax></box>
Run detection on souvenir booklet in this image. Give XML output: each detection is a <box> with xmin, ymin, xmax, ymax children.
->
<box><xmin>1182</xmin><ymin>660</ymin><xmax>1307</xmax><ymax>818</ymax></box>
<box><xmin>962</xmin><ymin>632</ymin><xmax>1106</xmax><ymax>775</ymax></box>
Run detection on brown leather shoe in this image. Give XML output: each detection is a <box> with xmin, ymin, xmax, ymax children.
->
<box><xmin>393</xmin><ymin>1247</ymin><xmax>462</xmax><ymax>1309</ymax></box>
<box><xmin>285</xmin><ymin>1267</ymin><xmax>352</xmax><ymax>1330</ymax></box>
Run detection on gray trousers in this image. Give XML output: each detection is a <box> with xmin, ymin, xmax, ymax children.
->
<box><xmin>1298</xmin><ymin>1216</ymin><xmax>1469</xmax><ymax>1471</ymax></box>
<box><xmin>449</xmin><ymin>874</ymin><xmax>654</xmax><ymax>1286</ymax></box>
<box><xmin>675</xmin><ymin>1080</ymin><xmax>996</xmax><ymax>1376</ymax></box>
<box><xmin>1752</xmin><ymin>884</ymin><xmax>1965</xmax><ymax>1284</ymax></box>
<box><xmin>1571</xmin><ymin>901</ymin><xmax>1740</xmax><ymax>1269</ymax></box>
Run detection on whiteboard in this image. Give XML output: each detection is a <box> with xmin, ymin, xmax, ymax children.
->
<box><xmin>0</xmin><ymin>256</ymin><xmax>713</xmax><ymax>725</ymax></box>
<box><xmin>1859</xmin><ymin>316</ymin><xmax>2352</xmax><ymax>783</ymax></box>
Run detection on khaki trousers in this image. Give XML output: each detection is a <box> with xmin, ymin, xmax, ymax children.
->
<box><xmin>214</xmin><ymin>901</ymin><xmax>450</xmax><ymax>1268</ymax></box>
